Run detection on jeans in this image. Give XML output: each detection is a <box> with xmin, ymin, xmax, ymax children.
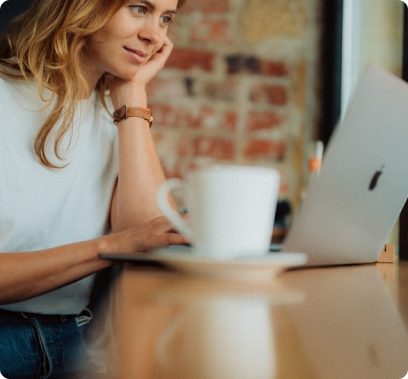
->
<box><xmin>0</xmin><ymin>309</ymin><xmax>95</xmax><ymax>379</ymax></box>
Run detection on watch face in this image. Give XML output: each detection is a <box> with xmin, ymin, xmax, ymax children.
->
<box><xmin>113</xmin><ymin>105</ymin><xmax>127</xmax><ymax>124</ymax></box>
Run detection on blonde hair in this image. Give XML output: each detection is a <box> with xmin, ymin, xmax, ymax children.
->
<box><xmin>0</xmin><ymin>0</ymin><xmax>187</xmax><ymax>168</ymax></box>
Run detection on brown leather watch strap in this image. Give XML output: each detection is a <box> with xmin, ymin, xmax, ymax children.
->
<box><xmin>113</xmin><ymin>105</ymin><xmax>153</xmax><ymax>127</ymax></box>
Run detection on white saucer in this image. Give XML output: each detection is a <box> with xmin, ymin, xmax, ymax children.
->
<box><xmin>151</xmin><ymin>249</ymin><xmax>307</xmax><ymax>281</ymax></box>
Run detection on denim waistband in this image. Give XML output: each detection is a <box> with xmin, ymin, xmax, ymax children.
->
<box><xmin>0</xmin><ymin>307</ymin><xmax>95</xmax><ymax>377</ymax></box>
<box><xmin>0</xmin><ymin>307</ymin><xmax>93</xmax><ymax>328</ymax></box>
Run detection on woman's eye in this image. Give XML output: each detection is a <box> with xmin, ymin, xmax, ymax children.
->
<box><xmin>160</xmin><ymin>15</ymin><xmax>174</xmax><ymax>26</ymax></box>
<box><xmin>130</xmin><ymin>5</ymin><xmax>148</xmax><ymax>15</ymax></box>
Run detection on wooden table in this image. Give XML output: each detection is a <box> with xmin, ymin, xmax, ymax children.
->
<box><xmin>101</xmin><ymin>261</ymin><xmax>408</xmax><ymax>379</ymax></box>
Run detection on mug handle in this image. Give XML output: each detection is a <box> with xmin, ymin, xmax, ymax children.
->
<box><xmin>157</xmin><ymin>178</ymin><xmax>194</xmax><ymax>241</ymax></box>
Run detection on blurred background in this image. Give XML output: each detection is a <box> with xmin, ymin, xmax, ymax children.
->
<box><xmin>0</xmin><ymin>0</ymin><xmax>405</xmax><ymax>251</ymax></box>
<box><xmin>147</xmin><ymin>0</ymin><xmax>404</xmax><ymax>246</ymax></box>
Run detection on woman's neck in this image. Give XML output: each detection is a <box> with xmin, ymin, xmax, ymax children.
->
<box><xmin>79</xmin><ymin>52</ymin><xmax>104</xmax><ymax>98</ymax></box>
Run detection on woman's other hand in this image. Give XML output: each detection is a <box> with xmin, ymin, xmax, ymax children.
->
<box><xmin>100</xmin><ymin>216</ymin><xmax>188</xmax><ymax>254</ymax></box>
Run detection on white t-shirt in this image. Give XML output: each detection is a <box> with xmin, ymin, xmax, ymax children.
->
<box><xmin>0</xmin><ymin>77</ymin><xmax>118</xmax><ymax>314</ymax></box>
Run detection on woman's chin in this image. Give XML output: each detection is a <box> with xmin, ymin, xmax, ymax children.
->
<box><xmin>113</xmin><ymin>67</ymin><xmax>141</xmax><ymax>81</ymax></box>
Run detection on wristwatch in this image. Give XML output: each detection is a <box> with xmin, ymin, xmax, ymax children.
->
<box><xmin>113</xmin><ymin>105</ymin><xmax>153</xmax><ymax>127</ymax></box>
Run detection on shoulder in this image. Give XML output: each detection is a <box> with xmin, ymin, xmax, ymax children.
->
<box><xmin>0</xmin><ymin>76</ymin><xmax>19</xmax><ymax>114</ymax></box>
<box><xmin>0</xmin><ymin>75</ymin><xmax>42</xmax><ymax>109</ymax></box>
<box><xmin>0</xmin><ymin>75</ymin><xmax>18</xmax><ymax>100</ymax></box>
<box><xmin>0</xmin><ymin>75</ymin><xmax>36</xmax><ymax>101</ymax></box>
<box><xmin>0</xmin><ymin>75</ymin><xmax>30</xmax><ymax>92</ymax></box>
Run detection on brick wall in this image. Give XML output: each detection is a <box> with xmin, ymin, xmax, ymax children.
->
<box><xmin>148</xmin><ymin>0</ymin><xmax>321</xmax><ymax>208</ymax></box>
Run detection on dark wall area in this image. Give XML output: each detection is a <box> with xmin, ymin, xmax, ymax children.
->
<box><xmin>0</xmin><ymin>0</ymin><xmax>34</xmax><ymax>32</ymax></box>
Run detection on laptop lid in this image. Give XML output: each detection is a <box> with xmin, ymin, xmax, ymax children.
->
<box><xmin>283</xmin><ymin>66</ymin><xmax>408</xmax><ymax>266</ymax></box>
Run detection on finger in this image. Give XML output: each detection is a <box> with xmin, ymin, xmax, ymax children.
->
<box><xmin>151</xmin><ymin>38</ymin><xmax>173</xmax><ymax>61</ymax></box>
<box><xmin>163</xmin><ymin>36</ymin><xmax>173</xmax><ymax>51</ymax></box>
<box><xmin>152</xmin><ymin>216</ymin><xmax>175</xmax><ymax>230</ymax></box>
<box><xmin>156</xmin><ymin>36</ymin><xmax>173</xmax><ymax>52</ymax></box>
<box><xmin>152</xmin><ymin>216</ymin><xmax>169</xmax><ymax>224</ymax></box>
<box><xmin>163</xmin><ymin>232</ymin><xmax>190</xmax><ymax>246</ymax></box>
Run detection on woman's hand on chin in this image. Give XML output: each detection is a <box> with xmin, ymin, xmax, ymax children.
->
<box><xmin>109</xmin><ymin>37</ymin><xmax>174</xmax><ymax>108</ymax></box>
<box><xmin>134</xmin><ymin>36</ymin><xmax>174</xmax><ymax>85</ymax></box>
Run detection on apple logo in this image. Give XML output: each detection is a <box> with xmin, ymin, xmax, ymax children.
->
<box><xmin>369</xmin><ymin>166</ymin><xmax>384</xmax><ymax>191</ymax></box>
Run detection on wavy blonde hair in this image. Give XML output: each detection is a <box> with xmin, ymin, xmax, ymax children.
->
<box><xmin>0</xmin><ymin>0</ymin><xmax>186</xmax><ymax>168</ymax></box>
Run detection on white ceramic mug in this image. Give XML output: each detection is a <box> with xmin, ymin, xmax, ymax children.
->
<box><xmin>157</xmin><ymin>164</ymin><xmax>280</xmax><ymax>259</ymax></box>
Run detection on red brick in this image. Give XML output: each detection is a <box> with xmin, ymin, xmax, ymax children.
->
<box><xmin>150</xmin><ymin>104</ymin><xmax>179</xmax><ymax>127</ymax></box>
<box><xmin>150</xmin><ymin>104</ymin><xmax>203</xmax><ymax>128</ymax></box>
<box><xmin>202</xmin><ymin>78</ymin><xmax>238</xmax><ymax>102</ymax></box>
<box><xmin>247</xmin><ymin>111</ymin><xmax>284</xmax><ymax>131</ymax></box>
<box><xmin>179</xmin><ymin>0</ymin><xmax>230</xmax><ymax>13</ymax></box>
<box><xmin>192</xmin><ymin>107</ymin><xmax>237</xmax><ymax>131</ymax></box>
<box><xmin>147</xmin><ymin>76</ymin><xmax>187</xmax><ymax>99</ymax></box>
<box><xmin>244</xmin><ymin>139</ymin><xmax>286</xmax><ymax>161</ymax></box>
<box><xmin>152</xmin><ymin>131</ymin><xmax>183</xmax><ymax>178</ymax></box>
<box><xmin>151</xmin><ymin>103</ymin><xmax>237</xmax><ymax>131</ymax></box>
<box><xmin>191</xmin><ymin>19</ymin><xmax>232</xmax><ymax>43</ymax></box>
<box><xmin>192</xmin><ymin>136</ymin><xmax>235</xmax><ymax>160</ymax></box>
<box><xmin>250</xmin><ymin>84</ymin><xmax>288</xmax><ymax>105</ymax></box>
<box><xmin>223</xmin><ymin>111</ymin><xmax>237</xmax><ymax>131</ymax></box>
<box><xmin>166</xmin><ymin>48</ymin><xmax>215</xmax><ymax>71</ymax></box>
<box><xmin>189</xmin><ymin>106</ymin><xmax>215</xmax><ymax>129</ymax></box>
<box><xmin>260</xmin><ymin>60</ymin><xmax>289</xmax><ymax>77</ymax></box>
<box><xmin>178</xmin><ymin>138</ymin><xmax>190</xmax><ymax>157</ymax></box>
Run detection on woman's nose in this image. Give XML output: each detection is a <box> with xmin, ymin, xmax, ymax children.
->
<box><xmin>138</xmin><ymin>21</ymin><xmax>162</xmax><ymax>46</ymax></box>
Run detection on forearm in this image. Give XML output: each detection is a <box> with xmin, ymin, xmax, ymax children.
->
<box><xmin>109</xmin><ymin>38</ymin><xmax>177</xmax><ymax>231</ymax></box>
<box><xmin>0</xmin><ymin>238</ymin><xmax>111</xmax><ymax>304</ymax></box>
<box><xmin>111</xmin><ymin>88</ymin><xmax>168</xmax><ymax>231</ymax></box>
<box><xmin>0</xmin><ymin>218</ymin><xmax>188</xmax><ymax>304</ymax></box>
<box><xmin>114</xmin><ymin>118</ymin><xmax>166</xmax><ymax>230</ymax></box>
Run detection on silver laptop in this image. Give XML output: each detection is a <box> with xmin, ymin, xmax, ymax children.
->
<box><xmin>283</xmin><ymin>66</ymin><xmax>408</xmax><ymax>266</ymax></box>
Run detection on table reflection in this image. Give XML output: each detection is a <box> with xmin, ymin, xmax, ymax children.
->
<box><xmin>277</xmin><ymin>265</ymin><xmax>408</xmax><ymax>379</ymax></box>
<box><xmin>106</xmin><ymin>263</ymin><xmax>408</xmax><ymax>379</ymax></box>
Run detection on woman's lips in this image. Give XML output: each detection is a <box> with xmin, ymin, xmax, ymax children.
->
<box><xmin>124</xmin><ymin>46</ymin><xmax>148</xmax><ymax>64</ymax></box>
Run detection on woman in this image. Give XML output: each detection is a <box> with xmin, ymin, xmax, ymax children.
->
<box><xmin>0</xmin><ymin>0</ymin><xmax>187</xmax><ymax>377</ymax></box>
